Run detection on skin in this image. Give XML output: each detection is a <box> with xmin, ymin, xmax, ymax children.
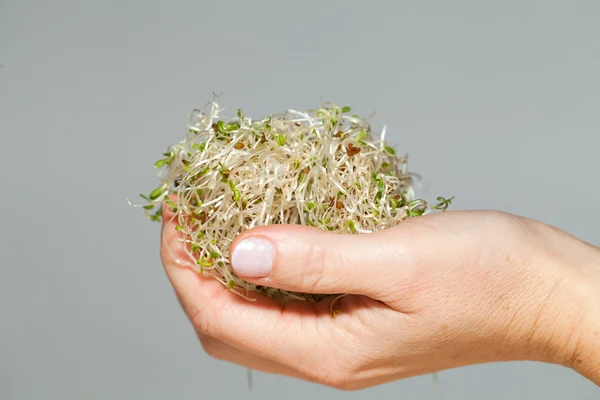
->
<box><xmin>159</xmin><ymin>205</ymin><xmax>600</xmax><ymax>390</ymax></box>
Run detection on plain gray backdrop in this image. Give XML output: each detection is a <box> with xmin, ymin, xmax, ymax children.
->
<box><xmin>1</xmin><ymin>0</ymin><xmax>599</xmax><ymax>399</ymax></box>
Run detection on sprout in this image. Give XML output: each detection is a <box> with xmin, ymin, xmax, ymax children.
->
<box><xmin>134</xmin><ymin>98</ymin><xmax>453</xmax><ymax>304</ymax></box>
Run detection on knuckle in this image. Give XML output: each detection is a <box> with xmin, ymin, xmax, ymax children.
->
<box><xmin>299</xmin><ymin>242</ymin><xmax>329</xmax><ymax>292</ymax></box>
<box><xmin>297</xmin><ymin>239</ymin><xmax>351</xmax><ymax>292</ymax></box>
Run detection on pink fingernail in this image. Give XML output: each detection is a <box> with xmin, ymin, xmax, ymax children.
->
<box><xmin>231</xmin><ymin>238</ymin><xmax>274</xmax><ymax>278</ymax></box>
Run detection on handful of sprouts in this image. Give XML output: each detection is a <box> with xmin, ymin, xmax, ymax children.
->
<box><xmin>137</xmin><ymin>99</ymin><xmax>453</xmax><ymax>304</ymax></box>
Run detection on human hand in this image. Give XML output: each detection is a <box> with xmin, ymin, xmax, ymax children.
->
<box><xmin>160</xmin><ymin>207</ymin><xmax>600</xmax><ymax>390</ymax></box>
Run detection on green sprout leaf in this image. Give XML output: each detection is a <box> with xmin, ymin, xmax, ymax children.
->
<box><xmin>164</xmin><ymin>196</ymin><xmax>177</xmax><ymax>209</ymax></box>
<box><xmin>139</xmin><ymin>194</ymin><xmax>155</xmax><ymax>210</ymax></box>
<box><xmin>147</xmin><ymin>208</ymin><xmax>162</xmax><ymax>222</ymax></box>
<box><xmin>224</xmin><ymin>122</ymin><xmax>240</xmax><ymax>132</ymax></box>
<box><xmin>384</xmin><ymin>145</ymin><xmax>396</xmax><ymax>155</ymax></box>
<box><xmin>198</xmin><ymin>258</ymin><xmax>214</xmax><ymax>267</ymax></box>
<box><xmin>408</xmin><ymin>208</ymin><xmax>426</xmax><ymax>217</ymax></box>
<box><xmin>341</xmin><ymin>106</ymin><xmax>351</xmax><ymax>113</ymax></box>
<box><xmin>154</xmin><ymin>159</ymin><xmax>168</xmax><ymax>168</ymax></box>
<box><xmin>433</xmin><ymin>196</ymin><xmax>454</xmax><ymax>211</ymax></box>
<box><xmin>149</xmin><ymin>184</ymin><xmax>167</xmax><ymax>200</ymax></box>
<box><xmin>345</xmin><ymin>219</ymin><xmax>357</xmax><ymax>233</ymax></box>
<box><xmin>192</xmin><ymin>142</ymin><xmax>207</xmax><ymax>152</ymax></box>
<box><xmin>276</xmin><ymin>133</ymin><xmax>285</xmax><ymax>146</ymax></box>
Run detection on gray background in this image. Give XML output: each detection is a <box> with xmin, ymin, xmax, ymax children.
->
<box><xmin>1</xmin><ymin>0</ymin><xmax>599</xmax><ymax>399</ymax></box>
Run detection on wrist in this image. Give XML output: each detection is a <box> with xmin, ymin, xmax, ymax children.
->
<box><xmin>531</xmin><ymin>223</ymin><xmax>600</xmax><ymax>384</ymax></box>
<box><xmin>565</xmin><ymin>244</ymin><xmax>600</xmax><ymax>385</ymax></box>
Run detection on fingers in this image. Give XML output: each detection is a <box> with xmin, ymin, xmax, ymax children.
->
<box><xmin>228</xmin><ymin>224</ymin><xmax>414</xmax><ymax>299</ymax></box>
<box><xmin>159</xmin><ymin>204</ymin><xmax>332</xmax><ymax>372</ymax></box>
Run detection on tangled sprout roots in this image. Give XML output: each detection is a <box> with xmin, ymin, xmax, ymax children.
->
<box><xmin>136</xmin><ymin>99</ymin><xmax>453</xmax><ymax>304</ymax></box>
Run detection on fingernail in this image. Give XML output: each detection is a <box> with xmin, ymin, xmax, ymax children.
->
<box><xmin>231</xmin><ymin>237</ymin><xmax>274</xmax><ymax>278</ymax></box>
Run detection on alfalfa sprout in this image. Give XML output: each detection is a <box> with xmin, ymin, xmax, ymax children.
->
<box><xmin>133</xmin><ymin>99</ymin><xmax>453</xmax><ymax>305</ymax></box>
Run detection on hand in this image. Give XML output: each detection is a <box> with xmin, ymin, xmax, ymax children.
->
<box><xmin>159</xmin><ymin>207</ymin><xmax>600</xmax><ymax>390</ymax></box>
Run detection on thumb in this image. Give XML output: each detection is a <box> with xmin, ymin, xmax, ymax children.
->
<box><xmin>229</xmin><ymin>224</ymin><xmax>412</xmax><ymax>298</ymax></box>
